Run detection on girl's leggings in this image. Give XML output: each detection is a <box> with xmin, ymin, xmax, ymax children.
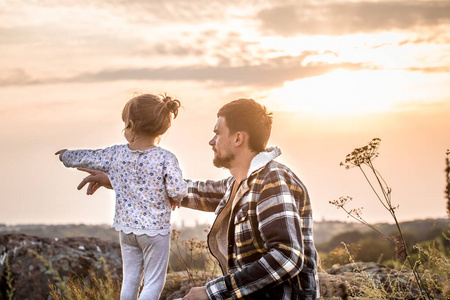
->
<box><xmin>119</xmin><ymin>231</ymin><xmax>170</xmax><ymax>300</ymax></box>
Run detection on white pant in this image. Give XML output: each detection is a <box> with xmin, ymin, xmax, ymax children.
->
<box><xmin>119</xmin><ymin>231</ymin><xmax>170</xmax><ymax>300</ymax></box>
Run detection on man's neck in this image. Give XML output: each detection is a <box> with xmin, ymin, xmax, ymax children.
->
<box><xmin>229</xmin><ymin>150</ymin><xmax>258</xmax><ymax>183</ymax></box>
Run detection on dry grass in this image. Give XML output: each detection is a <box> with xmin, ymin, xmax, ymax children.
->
<box><xmin>30</xmin><ymin>250</ymin><xmax>121</xmax><ymax>300</ymax></box>
<box><xmin>4</xmin><ymin>254</ymin><xmax>15</xmax><ymax>300</ymax></box>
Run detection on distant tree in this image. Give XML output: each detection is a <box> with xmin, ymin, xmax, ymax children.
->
<box><xmin>322</xmin><ymin>230</ymin><xmax>365</xmax><ymax>252</ymax></box>
<box><xmin>355</xmin><ymin>236</ymin><xmax>395</xmax><ymax>262</ymax></box>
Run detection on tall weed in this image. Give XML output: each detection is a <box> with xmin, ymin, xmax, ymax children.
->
<box><xmin>330</xmin><ymin>138</ymin><xmax>439</xmax><ymax>299</ymax></box>
<box><xmin>169</xmin><ymin>229</ymin><xmax>220</xmax><ymax>284</ymax></box>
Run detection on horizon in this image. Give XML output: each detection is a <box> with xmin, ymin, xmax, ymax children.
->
<box><xmin>1</xmin><ymin>1</ymin><xmax>449</xmax><ymax>226</ymax></box>
<box><xmin>2</xmin><ymin>216</ymin><xmax>448</xmax><ymax>228</ymax></box>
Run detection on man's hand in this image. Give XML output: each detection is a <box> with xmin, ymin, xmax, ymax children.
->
<box><xmin>169</xmin><ymin>198</ymin><xmax>182</xmax><ymax>211</ymax></box>
<box><xmin>182</xmin><ymin>286</ymin><xmax>208</xmax><ymax>300</ymax></box>
<box><xmin>77</xmin><ymin>168</ymin><xmax>112</xmax><ymax>195</ymax></box>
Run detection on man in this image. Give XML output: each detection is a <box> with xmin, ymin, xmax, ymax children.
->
<box><xmin>77</xmin><ymin>99</ymin><xmax>319</xmax><ymax>299</ymax></box>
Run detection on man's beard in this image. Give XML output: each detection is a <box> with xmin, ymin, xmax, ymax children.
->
<box><xmin>212</xmin><ymin>152</ymin><xmax>234</xmax><ymax>169</ymax></box>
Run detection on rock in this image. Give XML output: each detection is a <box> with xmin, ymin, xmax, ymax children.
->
<box><xmin>162</xmin><ymin>263</ymin><xmax>429</xmax><ymax>299</ymax></box>
<box><xmin>319</xmin><ymin>262</ymin><xmax>424</xmax><ymax>299</ymax></box>
<box><xmin>161</xmin><ymin>263</ymin><xmax>424</xmax><ymax>300</ymax></box>
<box><xmin>0</xmin><ymin>233</ymin><xmax>122</xmax><ymax>300</ymax></box>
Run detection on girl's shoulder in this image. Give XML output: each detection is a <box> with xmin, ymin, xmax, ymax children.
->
<box><xmin>155</xmin><ymin>146</ymin><xmax>176</xmax><ymax>157</ymax></box>
<box><xmin>155</xmin><ymin>147</ymin><xmax>183</xmax><ymax>165</ymax></box>
<box><xmin>97</xmin><ymin>144</ymin><xmax>127</xmax><ymax>153</ymax></box>
<box><xmin>108</xmin><ymin>144</ymin><xmax>129</xmax><ymax>154</ymax></box>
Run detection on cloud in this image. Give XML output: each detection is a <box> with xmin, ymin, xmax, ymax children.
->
<box><xmin>134</xmin><ymin>30</ymin><xmax>228</xmax><ymax>57</ymax></box>
<box><xmin>0</xmin><ymin>69</ymin><xmax>38</xmax><ymax>85</ymax></box>
<box><xmin>405</xmin><ymin>66</ymin><xmax>450</xmax><ymax>73</ymax></box>
<box><xmin>0</xmin><ymin>27</ymin><xmax>36</xmax><ymax>44</ymax></box>
<box><xmin>0</xmin><ymin>54</ymin><xmax>366</xmax><ymax>88</ymax></box>
<box><xmin>96</xmin><ymin>0</ymin><xmax>242</xmax><ymax>25</ymax></box>
<box><xmin>257</xmin><ymin>1</ymin><xmax>450</xmax><ymax>36</ymax></box>
<box><xmin>2</xmin><ymin>0</ymin><xmax>449</xmax><ymax>90</ymax></box>
<box><xmin>5</xmin><ymin>0</ymin><xmax>450</xmax><ymax>39</ymax></box>
<box><xmin>399</xmin><ymin>33</ymin><xmax>450</xmax><ymax>46</ymax></box>
<box><xmin>142</xmin><ymin>42</ymin><xmax>206</xmax><ymax>56</ymax></box>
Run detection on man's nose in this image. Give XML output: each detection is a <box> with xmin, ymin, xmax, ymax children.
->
<box><xmin>209</xmin><ymin>137</ymin><xmax>215</xmax><ymax>146</ymax></box>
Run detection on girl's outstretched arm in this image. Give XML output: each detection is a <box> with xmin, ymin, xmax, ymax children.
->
<box><xmin>76</xmin><ymin>167</ymin><xmax>112</xmax><ymax>195</ymax></box>
<box><xmin>55</xmin><ymin>149</ymin><xmax>67</xmax><ymax>161</ymax></box>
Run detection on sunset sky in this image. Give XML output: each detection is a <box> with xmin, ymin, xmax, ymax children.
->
<box><xmin>1</xmin><ymin>0</ymin><xmax>449</xmax><ymax>227</ymax></box>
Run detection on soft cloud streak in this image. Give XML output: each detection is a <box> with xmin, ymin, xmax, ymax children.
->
<box><xmin>257</xmin><ymin>1</ymin><xmax>450</xmax><ymax>36</ymax></box>
<box><xmin>0</xmin><ymin>56</ymin><xmax>367</xmax><ymax>88</ymax></box>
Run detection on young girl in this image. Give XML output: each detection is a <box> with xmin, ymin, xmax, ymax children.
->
<box><xmin>56</xmin><ymin>94</ymin><xmax>187</xmax><ymax>300</ymax></box>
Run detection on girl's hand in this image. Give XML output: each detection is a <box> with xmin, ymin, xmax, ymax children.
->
<box><xmin>55</xmin><ymin>149</ymin><xmax>68</xmax><ymax>161</ymax></box>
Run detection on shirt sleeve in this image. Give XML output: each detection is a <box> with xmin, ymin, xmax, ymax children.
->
<box><xmin>163</xmin><ymin>152</ymin><xmax>188</xmax><ymax>202</ymax></box>
<box><xmin>181</xmin><ymin>178</ymin><xmax>230</xmax><ymax>212</ymax></box>
<box><xmin>206</xmin><ymin>169</ymin><xmax>305</xmax><ymax>299</ymax></box>
<box><xmin>61</xmin><ymin>146</ymin><xmax>116</xmax><ymax>173</ymax></box>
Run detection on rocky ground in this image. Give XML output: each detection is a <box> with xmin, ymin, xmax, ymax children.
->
<box><xmin>0</xmin><ymin>233</ymin><xmax>441</xmax><ymax>299</ymax></box>
<box><xmin>0</xmin><ymin>233</ymin><xmax>122</xmax><ymax>299</ymax></box>
<box><xmin>161</xmin><ymin>262</ymin><xmax>427</xmax><ymax>300</ymax></box>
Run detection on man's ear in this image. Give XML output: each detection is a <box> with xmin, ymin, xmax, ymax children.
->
<box><xmin>234</xmin><ymin>131</ymin><xmax>246</xmax><ymax>147</ymax></box>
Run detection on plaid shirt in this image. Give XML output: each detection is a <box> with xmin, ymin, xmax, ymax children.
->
<box><xmin>182</xmin><ymin>147</ymin><xmax>318</xmax><ymax>300</ymax></box>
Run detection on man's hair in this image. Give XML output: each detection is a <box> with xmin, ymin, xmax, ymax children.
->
<box><xmin>217</xmin><ymin>99</ymin><xmax>273</xmax><ymax>152</ymax></box>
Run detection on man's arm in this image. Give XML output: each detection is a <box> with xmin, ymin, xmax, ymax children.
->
<box><xmin>181</xmin><ymin>179</ymin><xmax>230</xmax><ymax>212</ymax></box>
<box><xmin>77</xmin><ymin>168</ymin><xmax>113</xmax><ymax>195</ymax></box>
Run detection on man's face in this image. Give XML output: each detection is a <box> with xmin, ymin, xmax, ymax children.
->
<box><xmin>209</xmin><ymin>117</ymin><xmax>235</xmax><ymax>169</ymax></box>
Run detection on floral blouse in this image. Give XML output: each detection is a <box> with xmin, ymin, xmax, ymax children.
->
<box><xmin>61</xmin><ymin>145</ymin><xmax>187</xmax><ymax>236</ymax></box>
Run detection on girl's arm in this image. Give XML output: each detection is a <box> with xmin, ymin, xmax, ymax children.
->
<box><xmin>56</xmin><ymin>146</ymin><xmax>116</xmax><ymax>173</ymax></box>
<box><xmin>55</xmin><ymin>149</ymin><xmax>67</xmax><ymax>161</ymax></box>
<box><xmin>163</xmin><ymin>152</ymin><xmax>188</xmax><ymax>202</ymax></box>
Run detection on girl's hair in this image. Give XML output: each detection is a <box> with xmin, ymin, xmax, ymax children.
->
<box><xmin>122</xmin><ymin>94</ymin><xmax>181</xmax><ymax>141</ymax></box>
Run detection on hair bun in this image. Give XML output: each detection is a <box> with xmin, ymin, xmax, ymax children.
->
<box><xmin>161</xmin><ymin>95</ymin><xmax>181</xmax><ymax>118</ymax></box>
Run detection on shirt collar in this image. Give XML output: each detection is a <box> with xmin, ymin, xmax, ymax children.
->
<box><xmin>246</xmin><ymin>146</ymin><xmax>281</xmax><ymax>178</ymax></box>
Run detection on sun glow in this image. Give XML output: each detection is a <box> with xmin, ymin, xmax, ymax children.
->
<box><xmin>260</xmin><ymin>69</ymin><xmax>443</xmax><ymax>115</ymax></box>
